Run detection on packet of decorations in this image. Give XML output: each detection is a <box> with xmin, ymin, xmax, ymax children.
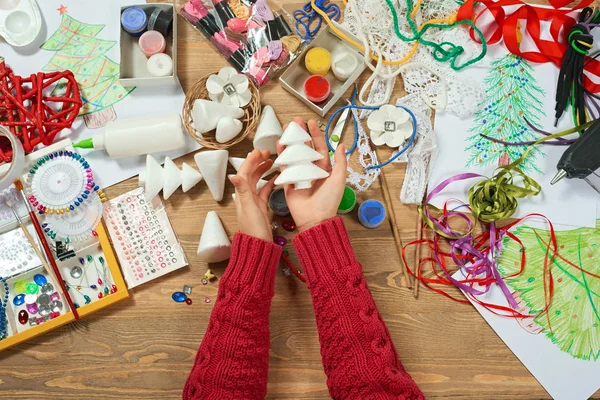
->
<box><xmin>180</xmin><ymin>0</ymin><xmax>304</xmax><ymax>87</ymax></box>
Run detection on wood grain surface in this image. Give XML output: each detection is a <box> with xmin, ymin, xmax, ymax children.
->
<box><xmin>1</xmin><ymin>1</ymin><xmax>596</xmax><ymax>399</ymax></box>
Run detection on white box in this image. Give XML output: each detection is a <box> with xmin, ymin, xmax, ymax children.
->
<box><xmin>119</xmin><ymin>3</ymin><xmax>177</xmax><ymax>87</ymax></box>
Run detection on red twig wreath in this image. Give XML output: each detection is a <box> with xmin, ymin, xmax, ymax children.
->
<box><xmin>0</xmin><ymin>59</ymin><xmax>82</xmax><ymax>163</ymax></box>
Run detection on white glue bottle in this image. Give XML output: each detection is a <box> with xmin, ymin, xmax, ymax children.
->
<box><xmin>73</xmin><ymin>113</ymin><xmax>186</xmax><ymax>158</ymax></box>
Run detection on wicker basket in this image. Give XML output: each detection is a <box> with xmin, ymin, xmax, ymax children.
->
<box><xmin>182</xmin><ymin>73</ymin><xmax>261</xmax><ymax>150</ymax></box>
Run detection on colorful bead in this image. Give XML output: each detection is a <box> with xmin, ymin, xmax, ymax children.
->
<box><xmin>50</xmin><ymin>292</ymin><xmax>60</xmax><ymax>302</ymax></box>
<box><xmin>185</xmin><ymin>298</ymin><xmax>193</xmax><ymax>305</ymax></box>
<box><xmin>274</xmin><ymin>236</ymin><xmax>287</xmax><ymax>246</ymax></box>
<box><xmin>26</xmin><ymin>283</ymin><xmax>39</xmax><ymax>294</ymax></box>
<box><xmin>172</xmin><ymin>292</ymin><xmax>187</xmax><ymax>302</ymax></box>
<box><xmin>281</xmin><ymin>220</ymin><xmax>296</xmax><ymax>232</ymax></box>
<box><xmin>18</xmin><ymin>310</ymin><xmax>28</xmax><ymax>325</ymax></box>
<box><xmin>13</xmin><ymin>294</ymin><xmax>25</xmax><ymax>306</ymax></box>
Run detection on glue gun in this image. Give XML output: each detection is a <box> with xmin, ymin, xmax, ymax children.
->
<box><xmin>550</xmin><ymin>118</ymin><xmax>600</xmax><ymax>187</ymax></box>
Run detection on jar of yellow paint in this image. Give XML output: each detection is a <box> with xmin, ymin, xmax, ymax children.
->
<box><xmin>305</xmin><ymin>47</ymin><xmax>331</xmax><ymax>76</ymax></box>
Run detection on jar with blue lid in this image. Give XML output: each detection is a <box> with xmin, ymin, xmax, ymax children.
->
<box><xmin>358</xmin><ymin>200</ymin><xmax>386</xmax><ymax>229</ymax></box>
<box><xmin>121</xmin><ymin>7</ymin><xmax>148</xmax><ymax>37</ymax></box>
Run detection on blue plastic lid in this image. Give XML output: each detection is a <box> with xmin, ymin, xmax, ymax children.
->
<box><xmin>121</xmin><ymin>7</ymin><xmax>148</xmax><ymax>34</ymax></box>
<box><xmin>358</xmin><ymin>200</ymin><xmax>386</xmax><ymax>229</ymax></box>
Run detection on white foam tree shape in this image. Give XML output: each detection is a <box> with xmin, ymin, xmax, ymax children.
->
<box><xmin>274</xmin><ymin>122</ymin><xmax>329</xmax><ymax>190</ymax></box>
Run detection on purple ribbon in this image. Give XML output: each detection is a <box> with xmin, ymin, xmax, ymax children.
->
<box><xmin>424</xmin><ymin>172</ymin><xmax>519</xmax><ymax>309</ymax></box>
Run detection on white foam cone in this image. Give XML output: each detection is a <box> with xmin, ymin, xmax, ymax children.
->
<box><xmin>192</xmin><ymin>99</ymin><xmax>244</xmax><ymax>134</ymax></box>
<box><xmin>162</xmin><ymin>157</ymin><xmax>182</xmax><ymax>200</ymax></box>
<box><xmin>230</xmin><ymin>156</ymin><xmax>278</xmax><ymax>179</ymax></box>
<box><xmin>254</xmin><ymin>105</ymin><xmax>283</xmax><ymax>154</ymax></box>
<box><xmin>197</xmin><ymin>211</ymin><xmax>231</xmax><ymax>263</ymax></box>
<box><xmin>229</xmin><ymin>157</ymin><xmax>245</xmax><ymax>172</ymax></box>
<box><xmin>141</xmin><ymin>155</ymin><xmax>164</xmax><ymax>200</ymax></box>
<box><xmin>181</xmin><ymin>163</ymin><xmax>203</xmax><ymax>192</ymax></box>
<box><xmin>216</xmin><ymin>117</ymin><xmax>243</xmax><ymax>143</ymax></box>
<box><xmin>274</xmin><ymin>144</ymin><xmax>323</xmax><ymax>166</ymax></box>
<box><xmin>228</xmin><ymin>174</ymin><xmax>269</xmax><ymax>200</ymax></box>
<box><xmin>194</xmin><ymin>150</ymin><xmax>229</xmax><ymax>201</ymax></box>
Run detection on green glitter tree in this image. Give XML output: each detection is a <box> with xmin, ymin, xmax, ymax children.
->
<box><xmin>498</xmin><ymin>224</ymin><xmax>600</xmax><ymax>360</ymax></box>
<box><xmin>41</xmin><ymin>13</ymin><xmax>134</xmax><ymax>115</ymax></box>
<box><xmin>465</xmin><ymin>54</ymin><xmax>545</xmax><ymax>173</ymax></box>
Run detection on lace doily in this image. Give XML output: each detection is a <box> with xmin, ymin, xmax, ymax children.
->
<box><xmin>343</xmin><ymin>0</ymin><xmax>485</xmax><ymax>118</ymax></box>
<box><xmin>392</xmin><ymin>94</ymin><xmax>438</xmax><ymax>204</ymax></box>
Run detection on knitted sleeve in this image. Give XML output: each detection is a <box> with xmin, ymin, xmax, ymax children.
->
<box><xmin>293</xmin><ymin>217</ymin><xmax>424</xmax><ymax>400</ymax></box>
<box><xmin>183</xmin><ymin>233</ymin><xmax>282</xmax><ymax>400</ymax></box>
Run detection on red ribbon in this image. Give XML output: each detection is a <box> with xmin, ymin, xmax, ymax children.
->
<box><xmin>457</xmin><ymin>0</ymin><xmax>600</xmax><ymax>93</ymax></box>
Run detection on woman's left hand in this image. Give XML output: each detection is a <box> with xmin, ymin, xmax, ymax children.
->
<box><xmin>229</xmin><ymin>149</ymin><xmax>277</xmax><ymax>242</ymax></box>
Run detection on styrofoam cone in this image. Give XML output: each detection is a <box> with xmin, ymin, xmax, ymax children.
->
<box><xmin>228</xmin><ymin>157</ymin><xmax>245</xmax><ymax>172</ymax></box>
<box><xmin>181</xmin><ymin>163</ymin><xmax>203</xmax><ymax>192</ymax></box>
<box><xmin>228</xmin><ymin>174</ymin><xmax>269</xmax><ymax>201</ymax></box>
<box><xmin>194</xmin><ymin>150</ymin><xmax>228</xmax><ymax>201</ymax></box>
<box><xmin>197</xmin><ymin>211</ymin><xmax>231</xmax><ymax>263</ymax></box>
<box><xmin>192</xmin><ymin>99</ymin><xmax>245</xmax><ymax>134</ymax></box>
<box><xmin>162</xmin><ymin>157</ymin><xmax>182</xmax><ymax>200</ymax></box>
<box><xmin>216</xmin><ymin>117</ymin><xmax>243</xmax><ymax>143</ymax></box>
<box><xmin>230</xmin><ymin>156</ymin><xmax>278</xmax><ymax>178</ymax></box>
<box><xmin>142</xmin><ymin>155</ymin><xmax>164</xmax><ymax>200</ymax></box>
<box><xmin>275</xmin><ymin>163</ymin><xmax>329</xmax><ymax>189</ymax></box>
<box><xmin>253</xmin><ymin>105</ymin><xmax>283</xmax><ymax>154</ymax></box>
<box><xmin>279</xmin><ymin>121</ymin><xmax>311</xmax><ymax>146</ymax></box>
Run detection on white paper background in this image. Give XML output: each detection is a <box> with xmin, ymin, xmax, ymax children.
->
<box><xmin>455</xmin><ymin>269</ymin><xmax>600</xmax><ymax>400</ymax></box>
<box><xmin>0</xmin><ymin>0</ymin><xmax>200</xmax><ymax>189</ymax></box>
<box><xmin>429</xmin><ymin>45</ymin><xmax>598</xmax><ymax>228</ymax></box>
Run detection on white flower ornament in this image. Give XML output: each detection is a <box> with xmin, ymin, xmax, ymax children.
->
<box><xmin>206</xmin><ymin>67</ymin><xmax>252</xmax><ymax>107</ymax></box>
<box><xmin>367</xmin><ymin>105</ymin><xmax>413</xmax><ymax>148</ymax></box>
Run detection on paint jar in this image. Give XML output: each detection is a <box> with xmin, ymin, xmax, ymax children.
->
<box><xmin>139</xmin><ymin>30</ymin><xmax>166</xmax><ymax>58</ymax></box>
<box><xmin>304</xmin><ymin>75</ymin><xmax>330</xmax><ymax>104</ymax></box>
<box><xmin>269</xmin><ymin>188</ymin><xmax>290</xmax><ymax>217</ymax></box>
<box><xmin>337</xmin><ymin>186</ymin><xmax>357</xmax><ymax>214</ymax></box>
<box><xmin>358</xmin><ymin>200</ymin><xmax>386</xmax><ymax>229</ymax></box>
<box><xmin>147</xmin><ymin>53</ymin><xmax>173</xmax><ymax>77</ymax></box>
<box><xmin>147</xmin><ymin>7</ymin><xmax>174</xmax><ymax>37</ymax></box>
<box><xmin>305</xmin><ymin>47</ymin><xmax>331</xmax><ymax>76</ymax></box>
<box><xmin>121</xmin><ymin>7</ymin><xmax>148</xmax><ymax>37</ymax></box>
<box><xmin>332</xmin><ymin>52</ymin><xmax>358</xmax><ymax>81</ymax></box>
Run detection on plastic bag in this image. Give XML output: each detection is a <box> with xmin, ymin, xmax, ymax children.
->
<box><xmin>180</xmin><ymin>0</ymin><xmax>304</xmax><ymax>87</ymax></box>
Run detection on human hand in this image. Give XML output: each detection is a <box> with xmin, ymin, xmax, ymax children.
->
<box><xmin>229</xmin><ymin>149</ymin><xmax>277</xmax><ymax>242</ymax></box>
<box><xmin>277</xmin><ymin>118</ymin><xmax>347</xmax><ymax>233</ymax></box>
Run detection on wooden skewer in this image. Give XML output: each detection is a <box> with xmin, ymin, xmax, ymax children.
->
<box><xmin>413</xmin><ymin>211</ymin><xmax>423</xmax><ymax>299</ymax></box>
<box><xmin>379</xmin><ymin>169</ymin><xmax>412</xmax><ymax>289</ymax></box>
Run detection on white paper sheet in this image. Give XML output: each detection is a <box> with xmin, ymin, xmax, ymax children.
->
<box><xmin>429</xmin><ymin>45</ymin><xmax>598</xmax><ymax>228</ymax></box>
<box><xmin>455</xmin><ymin>269</ymin><xmax>600</xmax><ymax>400</ymax></box>
<box><xmin>0</xmin><ymin>0</ymin><xmax>200</xmax><ymax>189</ymax></box>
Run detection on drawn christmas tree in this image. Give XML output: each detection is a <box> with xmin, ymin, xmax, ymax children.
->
<box><xmin>498</xmin><ymin>224</ymin><xmax>600</xmax><ymax>360</ymax></box>
<box><xmin>40</xmin><ymin>13</ymin><xmax>134</xmax><ymax>122</ymax></box>
<box><xmin>465</xmin><ymin>54</ymin><xmax>545</xmax><ymax>173</ymax></box>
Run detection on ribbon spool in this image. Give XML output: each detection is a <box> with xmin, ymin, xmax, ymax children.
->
<box><xmin>0</xmin><ymin>125</ymin><xmax>25</xmax><ymax>192</ymax></box>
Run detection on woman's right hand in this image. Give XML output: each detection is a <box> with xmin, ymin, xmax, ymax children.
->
<box><xmin>277</xmin><ymin>117</ymin><xmax>347</xmax><ymax>233</ymax></box>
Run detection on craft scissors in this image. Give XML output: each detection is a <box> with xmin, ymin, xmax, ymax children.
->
<box><xmin>293</xmin><ymin>0</ymin><xmax>341</xmax><ymax>42</ymax></box>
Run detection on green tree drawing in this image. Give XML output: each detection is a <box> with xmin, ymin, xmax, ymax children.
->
<box><xmin>465</xmin><ymin>54</ymin><xmax>545</xmax><ymax>173</ymax></box>
<box><xmin>498</xmin><ymin>223</ymin><xmax>600</xmax><ymax>360</ymax></box>
<box><xmin>41</xmin><ymin>13</ymin><xmax>134</xmax><ymax>115</ymax></box>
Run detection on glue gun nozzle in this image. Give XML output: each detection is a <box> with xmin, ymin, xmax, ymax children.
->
<box><xmin>551</xmin><ymin>169</ymin><xmax>568</xmax><ymax>185</ymax></box>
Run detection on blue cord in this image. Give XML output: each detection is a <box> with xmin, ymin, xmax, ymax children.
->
<box><xmin>294</xmin><ymin>0</ymin><xmax>341</xmax><ymax>42</ymax></box>
<box><xmin>325</xmin><ymin>104</ymin><xmax>418</xmax><ymax>171</ymax></box>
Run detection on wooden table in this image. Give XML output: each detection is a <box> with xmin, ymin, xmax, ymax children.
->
<box><xmin>1</xmin><ymin>1</ymin><xmax>595</xmax><ymax>399</ymax></box>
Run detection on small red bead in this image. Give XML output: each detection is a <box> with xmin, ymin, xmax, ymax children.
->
<box><xmin>185</xmin><ymin>298</ymin><xmax>193</xmax><ymax>305</ymax></box>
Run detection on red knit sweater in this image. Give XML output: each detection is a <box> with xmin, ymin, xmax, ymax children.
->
<box><xmin>183</xmin><ymin>217</ymin><xmax>424</xmax><ymax>399</ymax></box>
